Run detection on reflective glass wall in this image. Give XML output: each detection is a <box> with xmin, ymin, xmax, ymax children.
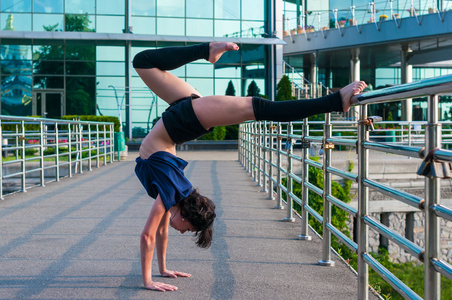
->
<box><xmin>1</xmin><ymin>39</ymin><xmax>96</xmax><ymax>117</ymax></box>
<box><xmin>0</xmin><ymin>0</ymin><xmax>270</xmax><ymax>138</ymax></box>
<box><xmin>0</xmin><ymin>0</ymin><xmax>266</xmax><ymax>37</ymax></box>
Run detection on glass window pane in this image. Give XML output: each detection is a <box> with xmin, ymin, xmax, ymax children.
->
<box><xmin>215</xmin><ymin>65</ymin><xmax>241</xmax><ymax>78</ymax></box>
<box><xmin>65</xmin><ymin>0</ymin><xmax>95</xmax><ymax>14</ymax></box>
<box><xmin>33</xmin><ymin>0</ymin><xmax>63</xmax><ymax>13</ymax></box>
<box><xmin>33</xmin><ymin>61</ymin><xmax>64</xmax><ymax>74</ymax></box>
<box><xmin>215</xmin><ymin>78</ymin><xmax>241</xmax><ymax>96</ymax></box>
<box><xmin>241</xmin><ymin>44</ymin><xmax>265</xmax><ymax>65</ymax></box>
<box><xmin>215</xmin><ymin>0</ymin><xmax>240</xmax><ymax>19</ymax></box>
<box><xmin>168</xmin><ymin>66</ymin><xmax>185</xmax><ymax>77</ymax></box>
<box><xmin>157</xmin><ymin>18</ymin><xmax>184</xmax><ymax>35</ymax></box>
<box><xmin>214</xmin><ymin>20</ymin><xmax>240</xmax><ymax>37</ymax></box>
<box><xmin>244</xmin><ymin>79</ymin><xmax>265</xmax><ymax>96</ymax></box>
<box><xmin>33</xmin><ymin>14</ymin><xmax>64</xmax><ymax>31</ymax></box>
<box><xmin>1</xmin><ymin>75</ymin><xmax>32</xmax><ymax>115</ymax></box>
<box><xmin>66</xmin><ymin>76</ymin><xmax>96</xmax><ymax>115</ymax></box>
<box><xmin>186</xmin><ymin>0</ymin><xmax>213</xmax><ymax>18</ymax></box>
<box><xmin>307</xmin><ymin>0</ymin><xmax>328</xmax><ymax>11</ymax></box>
<box><xmin>66</xmin><ymin>43</ymin><xmax>96</xmax><ymax>61</ymax></box>
<box><xmin>66</xmin><ymin>61</ymin><xmax>95</xmax><ymax>75</ymax></box>
<box><xmin>1</xmin><ymin>44</ymin><xmax>32</xmax><ymax>72</ymax></box>
<box><xmin>242</xmin><ymin>21</ymin><xmax>265</xmax><ymax>38</ymax></box>
<box><xmin>157</xmin><ymin>0</ymin><xmax>184</xmax><ymax>17</ymax></box>
<box><xmin>65</xmin><ymin>14</ymin><xmax>95</xmax><ymax>32</ymax></box>
<box><xmin>1</xmin><ymin>0</ymin><xmax>32</xmax><ymax>12</ymax></box>
<box><xmin>96</xmin><ymin>46</ymin><xmax>125</xmax><ymax>61</ymax></box>
<box><xmin>96</xmin><ymin>0</ymin><xmax>124</xmax><ymax>15</ymax></box>
<box><xmin>1</xmin><ymin>13</ymin><xmax>32</xmax><ymax>31</ymax></box>
<box><xmin>33</xmin><ymin>75</ymin><xmax>64</xmax><ymax>89</ymax></box>
<box><xmin>33</xmin><ymin>43</ymin><xmax>64</xmax><ymax>60</ymax></box>
<box><xmin>186</xmin><ymin>19</ymin><xmax>213</xmax><ymax>36</ymax></box>
<box><xmin>96</xmin><ymin>16</ymin><xmax>124</xmax><ymax>33</ymax></box>
<box><xmin>132</xmin><ymin>0</ymin><xmax>155</xmax><ymax>16</ymax></box>
<box><xmin>242</xmin><ymin>0</ymin><xmax>264</xmax><ymax>20</ymax></box>
<box><xmin>97</xmin><ymin>62</ymin><xmax>125</xmax><ymax>76</ymax></box>
<box><xmin>186</xmin><ymin>78</ymin><xmax>213</xmax><ymax>96</ymax></box>
<box><xmin>186</xmin><ymin>63</ymin><xmax>213</xmax><ymax>78</ymax></box>
<box><xmin>130</xmin><ymin>16</ymin><xmax>156</xmax><ymax>34</ymax></box>
<box><xmin>0</xmin><ymin>60</ymin><xmax>29</xmax><ymax>75</ymax></box>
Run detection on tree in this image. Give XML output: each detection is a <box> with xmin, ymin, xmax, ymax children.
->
<box><xmin>276</xmin><ymin>75</ymin><xmax>296</xmax><ymax>101</ymax></box>
<box><xmin>246</xmin><ymin>80</ymin><xmax>260</xmax><ymax>96</ymax></box>
<box><xmin>225</xmin><ymin>80</ymin><xmax>236</xmax><ymax>96</ymax></box>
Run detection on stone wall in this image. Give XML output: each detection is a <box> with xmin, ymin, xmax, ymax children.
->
<box><xmin>347</xmin><ymin>211</ymin><xmax>452</xmax><ymax>264</ymax></box>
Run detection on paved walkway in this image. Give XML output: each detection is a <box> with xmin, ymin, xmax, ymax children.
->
<box><xmin>0</xmin><ymin>151</ymin><xmax>363</xmax><ymax>300</ymax></box>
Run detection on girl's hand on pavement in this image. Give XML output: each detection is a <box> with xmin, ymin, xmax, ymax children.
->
<box><xmin>144</xmin><ymin>281</ymin><xmax>178</xmax><ymax>292</ymax></box>
<box><xmin>161</xmin><ymin>270</ymin><xmax>192</xmax><ymax>278</ymax></box>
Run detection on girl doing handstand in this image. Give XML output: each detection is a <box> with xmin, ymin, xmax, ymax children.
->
<box><xmin>133</xmin><ymin>42</ymin><xmax>367</xmax><ymax>292</ymax></box>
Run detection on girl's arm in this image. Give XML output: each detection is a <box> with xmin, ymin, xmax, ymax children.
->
<box><xmin>156</xmin><ymin>212</ymin><xmax>192</xmax><ymax>278</ymax></box>
<box><xmin>140</xmin><ymin>195</ymin><xmax>178</xmax><ymax>292</ymax></box>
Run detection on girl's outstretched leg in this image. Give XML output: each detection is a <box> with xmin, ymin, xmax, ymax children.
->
<box><xmin>192</xmin><ymin>81</ymin><xmax>367</xmax><ymax>129</ymax></box>
<box><xmin>134</xmin><ymin>42</ymin><xmax>239</xmax><ymax>103</ymax></box>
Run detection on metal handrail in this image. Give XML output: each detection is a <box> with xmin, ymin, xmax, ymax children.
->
<box><xmin>238</xmin><ymin>73</ymin><xmax>452</xmax><ymax>299</ymax></box>
<box><xmin>0</xmin><ymin>116</ymin><xmax>115</xmax><ymax>198</ymax></box>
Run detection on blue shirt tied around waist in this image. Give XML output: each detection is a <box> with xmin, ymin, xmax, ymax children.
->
<box><xmin>135</xmin><ymin>151</ymin><xmax>193</xmax><ymax>211</ymax></box>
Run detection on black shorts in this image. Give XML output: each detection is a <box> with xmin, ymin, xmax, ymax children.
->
<box><xmin>162</xmin><ymin>95</ymin><xmax>213</xmax><ymax>145</ymax></box>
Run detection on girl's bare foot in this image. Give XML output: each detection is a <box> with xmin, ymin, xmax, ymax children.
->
<box><xmin>208</xmin><ymin>42</ymin><xmax>239</xmax><ymax>64</ymax></box>
<box><xmin>340</xmin><ymin>81</ymin><xmax>368</xmax><ymax>112</ymax></box>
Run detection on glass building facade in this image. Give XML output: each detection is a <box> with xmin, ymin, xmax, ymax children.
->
<box><xmin>282</xmin><ymin>0</ymin><xmax>452</xmax><ymax>121</ymax></box>
<box><xmin>0</xmin><ymin>0</ymin><xmax>273</xmax><ymax>138</ymax></box>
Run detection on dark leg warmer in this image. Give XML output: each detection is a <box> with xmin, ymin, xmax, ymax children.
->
<box><xmin>252</xmin><ymin>91</ymin><xmax>343</xmax><ymax>122</ymax></box>
<box><xmin>133</xmin><ymin>43</ymin><xmax>210</xmax><ymax>70</ymax></box>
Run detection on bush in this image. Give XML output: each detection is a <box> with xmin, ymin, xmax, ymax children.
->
<box><xmin>62</xmin><ymin>115</ymin><xmax>120</xmax><ymax>132</ymax></box>
<box><xmin>199</xmin><ymin>126</ymin><xmax>227</xmax><ymax>141</ymax></box>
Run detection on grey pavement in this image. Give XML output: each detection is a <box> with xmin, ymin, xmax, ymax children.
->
<box><xmin>0</xmin><ymin>150</ymin><xmax>363</xmax><ymax>300</ymax></box>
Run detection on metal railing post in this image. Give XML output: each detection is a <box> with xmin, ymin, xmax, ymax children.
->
<box><xmin>88</xmin><ymin>123</ymin><xmax>92</xmax><ymax>171</ymax></box>
<box><xmin>109</xmin><ymin>124</ymin><xmax>114</xmax><ymax>163</ymax></box>
<box><xmin>68</xmin><ymin>124</ymin><xmax>73</xmax><ymax>177</ymax></box>
<box><xmin>268</xmin><ymin>122</ymin><xmax>275</xmax><ymax>200</ymax></box>
<box><xmin>96</xmin><ymin>124</ymin><xmax>100</xmax><ymax>168</ymax></box>
<box><xmin>285</xmin><ymin>122</ymin><xmax>295</xmax><ymax>222</ymax></box>
<box><xmin>261</xmin><ymin>121</ymin><xmax>268</xmax><ymax>193</ymax></box>
<box><xmin>257</xmin><ymin>122</ymin><xmax>262</xmax><ymax>186</ymax></box>
<box><xmin>238</xmin><ymin>124</ymin><xmax>242</xmax><ymax>165</ymax></box>
<box><xmin>20</xmin><ymin>120</ymin><xmax>26</xmax><ymax>192</ymax></box>
<box><xmin>39</xmin><ymin>121</ymin><xmax>45</xmax><ymax>186</ymax></box>
<box><xmin>357</xmin><ymin>105</ymin><xmax>369</xmax><ymax>300</ymax></box>
<box><xmin>299</xmin><ymin>118</ymin><xmax>312</xmax><ymax>240</ymax></box>
<box><xmin>79</xmin><ymin>124</ymin><xmax>84</xmax><ymax>173</ymax></box>
<box><xmin>0</xmin><ymin>120</ymin><xmax>3</xmax><ymax>199</ymax></box>
<box><xmin>424</xmin><ymin>94</ymin><xmax>441</xmax><ymax>299</ymax></box>
<box><xmin>55</xmin><ymin>122</ymin><xmax>60</xmax><ymax>181</ymax></box>
<box><xmin>103</xmin><ymin>125</ymin><xmax>107</xmax><ymax>165</ymax></box>
<box><xmin>245</xmin><ymin>123</ymin><xmax>251</xmax><ymax>172</ymax></box>
<box><xmin>319</xmin><ymin>113</ymin><xmax>335</xmax><ymax>266</ymax></box>
<box><xmin>275</xmin><ymin>122</ymin><xmax>284</xmax><ymax>209</ymax></box>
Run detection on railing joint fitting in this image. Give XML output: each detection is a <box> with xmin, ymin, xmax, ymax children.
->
<box><xmin>418</xmin><ymin>199</ymin><xmax>425</xmax><ymax>211</ymax></box>
<box><xmin>300</xmin><ymin>138</ymin><xmax>311</xmax><ymax>149</ymax></box>
<box><xmin>419</xmin><ymin>250</ymin><xmax>425</xmax><ymax>263</ymax></box>
<box><xmin>358</xmin><ymin>116</ymin><xmax>382</xmax><ymax>131</ymax></box>
<box><xmin>322</xmin><ymin>141</ymin><xmax>334</xmax><ymax>150</ymax></box>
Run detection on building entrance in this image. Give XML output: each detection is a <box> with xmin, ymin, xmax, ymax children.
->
<box><xmin>32</xmin><ymin>90</ymin><xmax>65</xmax><ymax>119</ymax></box>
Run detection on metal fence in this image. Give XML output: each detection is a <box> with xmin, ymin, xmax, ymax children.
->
<box><xmin>238</xmin><ymin>74</ymin><xmax>452</xmax><ymax>299</ymax></box>
<box><xmin>0</xmin><ymin>116</ymin><xmax>115</xmax><ymax>198</ymax></box>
